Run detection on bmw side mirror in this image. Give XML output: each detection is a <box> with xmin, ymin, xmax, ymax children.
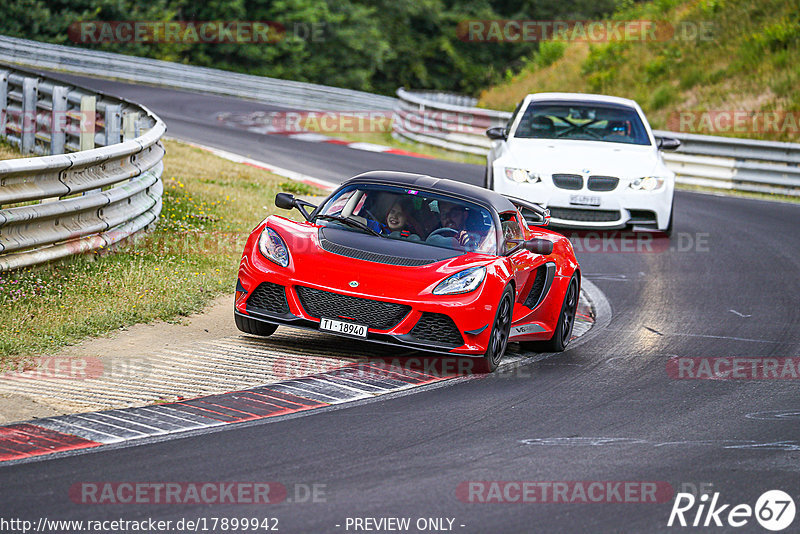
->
<box><xmin>486</xmin><ymin>127</ymin><xmax>508</xmax><ymax>141</ymax></box>
<box><xmin>657</xmin><ymin>137</ymin><xmax>681</xmax><ymax>151</ymax></box>
<box><xmin>275</xmin><ymin>192</ymin><xmax>316</xmax><ymax>221</ymax></box>
<box><xmin>523</xmin><ymin>238</ymin><xmax>554</xmax><ymax>255</ymax></box>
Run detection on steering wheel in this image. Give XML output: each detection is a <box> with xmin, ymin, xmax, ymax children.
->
<box><xmin>427</xmin><ymin>227</ymin><xmax>483</xmax><ymax>250</ymax></box>
<box><xmin>427</xmin><ymin>227</ymin><xmax>460</xmax><ymax>239</ymax></box>
<box><xmin>359</xmin><ymin>207</ymin><xmax>391</xmax><ymax>234</ymax></box>
<box><xmin>362</xmin><ymin>208</ymin><xmax>380</xmax><ymax>221</ymax></box>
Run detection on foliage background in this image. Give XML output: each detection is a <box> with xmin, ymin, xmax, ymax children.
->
<box><xmin>0</xmin><ymin>0</ymin><xmax>618</xmax><ymax>95</ymax></box>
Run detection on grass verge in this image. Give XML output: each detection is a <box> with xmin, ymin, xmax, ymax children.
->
<box><xmin>0</xmin><ymin>140</ymin><xmax>21</xmax><ymax>161</ymax></box>
<box><xmin>0</xmin><ymin>139</ymin><xmax>324</xmax><ymax>366</ymax></box>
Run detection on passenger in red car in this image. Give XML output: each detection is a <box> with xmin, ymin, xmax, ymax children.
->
<box><xmin>385</xmin><ymin>199</ymin><xmax>421</xmax><ymax>240</ymax></box>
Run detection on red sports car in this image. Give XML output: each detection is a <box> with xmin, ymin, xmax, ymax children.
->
<box><xmin>235</xmin><ymin>171</ymin><xmax>580</xmax><ymax>372</ymax></box>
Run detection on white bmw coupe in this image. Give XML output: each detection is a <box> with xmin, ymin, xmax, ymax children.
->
<box><xmin>485</xmin><ymin>93</ymin><xmax>681</xmax><ymax>234</ymax></box>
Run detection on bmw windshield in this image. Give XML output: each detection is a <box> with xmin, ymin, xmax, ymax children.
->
<box><xmin>513</xmin><ymin>101</ymin><xmax>651</xmax><ymax>145</ymax></box>
<box><xmin>315</xmin><ymin>184</ymin><xmax>498</xmax><ymax>254</ymax></box>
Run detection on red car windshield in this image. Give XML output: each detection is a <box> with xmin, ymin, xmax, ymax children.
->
<box><xmin>317</xmin><ymin>184</ymin><xmax>498</xmax><ymax>254</ymax></box>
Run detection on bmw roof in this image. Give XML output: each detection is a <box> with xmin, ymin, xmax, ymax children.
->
<box><xmin>525</xmin><ymin>92</ymin><xmax>641</xmax><ymax>109</ymax></box>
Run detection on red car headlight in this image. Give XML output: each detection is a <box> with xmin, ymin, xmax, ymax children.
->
<box><xmin>433</xmin><ymin>266</ymin><xmax>486</xmax><ymax>295</ymax></box>
<box><xmin>258</xmin><ymin>227</ymin><xmax>290</xmax><ymax>267</ymax></box>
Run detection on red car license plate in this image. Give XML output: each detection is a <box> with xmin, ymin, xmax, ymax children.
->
<box><xmin>320</xmin><ymin>318</ymin><xmax>368</xmax><ymax>338</ymax></box>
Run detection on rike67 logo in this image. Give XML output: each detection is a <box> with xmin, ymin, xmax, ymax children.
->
<box><xmin>668</xmin><ymin>490</ymin><xmax>796</xmax><ymax>531</ymax></box>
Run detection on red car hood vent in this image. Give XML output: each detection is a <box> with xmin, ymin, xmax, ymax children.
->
<box><xmin>319</xmin><ymin>227</ymin><xmax>461</xmax><ymax>266</ymax></box>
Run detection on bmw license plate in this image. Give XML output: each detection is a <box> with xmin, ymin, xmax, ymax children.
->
<box><xmin>320</xmin><ymin>317</ymin><xmax>368</xmax><ymax>338</ymax></box>
<box><xmin>569</xmin><ymin>194</ymin><xmax>601</xmax><ymax>206</ymax></box>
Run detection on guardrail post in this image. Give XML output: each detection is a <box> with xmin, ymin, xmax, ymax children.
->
<box><xmin>50</xmin><ymin>85</ymin><xmax>68</xmax><ymax>155</ymax></box>
<box><xmin>21</xmin><ymin>77</ymin><xmax>38</xmax><ymax>155</ymax></box>
<box><xmin>122</xmin><ymin>111</ymin><xmax>139</xmax><ymax>141</ymax></box>
<box><xmin>80</xmin><ymin>95</ymin><xmax>99</xmax><ymax>195</ymax></box>
<box><xmin>122</xmin><ymin>111</ymin><xmax>140</xmax><ymax>183</ymax></box>
<box><xmin>0</xmin><ymin>70</ymin><xmax>7</xmax><ymax>142</ymax></box>
<box><xmin>79</xmin><ymin>95</ymin><xmax>95</xmax><ymax>151</ymax></box>
<box><xmin>105</xmin><ymin>103</ymin><xmax>121</xmax><ymax>146</ymax></box>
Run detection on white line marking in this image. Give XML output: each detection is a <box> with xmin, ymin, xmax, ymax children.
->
<box><xmin>299</xmin><ymin>376</ymin><xmax>377</xmax><ymax>396</ymax></box>
<box><xmin>151</xmin><ymin>406</ymin><xmax>228</xmax><ymax>426</ymax></box>
<box><xmin>138</xmin><ymin>407</ymin><xmax>217</xmax><ymax>426</ymax></box>
<box><xmin>102</xmin><ymin>410</ymin><xmax>188</xmax><ymax>431</ymax></box>
<box><xmin>36</xmin><ymin>420</ymin><xmax>125</xmax><ymax>443</ymax></box>
<box><xmin>519</xmin><ymin>437</ymin><xmax>800</xmax><ymax>451</ymax></box>
<box><xmin>288</xmin><ymin>132</ymin><xmax>331</xmax><ymax>142</ymax></box>
<box><xmin>74</xmin><ymin>414</ymin><xmax>151</xmax><ymax>436</ymax></box>
<box><xmin>86</xmin><ymin>412</ymin><xmax>167</xmax><ymax>434</ymax></box>
<box><xmin>584</xmin><ymin>274</ymin><xmax>628</xmax><ymax>281</ymax></box>
<box><xmin>273</xmin><ymin>383</ymin><xmax>344</xmax><ymax>402</ymax></box>
<box><xmin>346</xmin><ymin>142</ymin><xmax>392</xmax><ymax>152</ymax></box>
<box><xmin>326</xmin><ymin>375</ymin><xmax>392</xmax><ymax>393</ymax></box>
<box><xmin>605</xmin><ymin>328</ymin><xmax>780</xmax><ymax>344</ymax></box>
<box><xmin>167</xmin><ymin>138</ymin><xmax>337</xmax><ymax>191</ymax></box>
<box><xmin>729</xmin><ymin>309</ymin><xmax>752</xmax><ymax>318</ymax></box>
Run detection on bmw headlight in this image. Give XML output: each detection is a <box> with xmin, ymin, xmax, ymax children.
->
<box><xmin>258</xmin><ymin>227</ymin><xmax>290</xmax><ymax>267</ymax></box>
<box><xmin>505</xmin><ymin>167</ymin><xmax>542</xmax><ymax>184</ymax></box>
<box><xmin>629</xmin><ymin>176</ymin><xmax>665</xmax><ymax>191</ymax></box>
<box><xmin>433</xmin><ymin>266</ymin><xmax>486</xmax><ymax>295</ymax></box>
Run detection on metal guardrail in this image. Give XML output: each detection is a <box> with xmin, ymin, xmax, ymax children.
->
<box><xmin>394</xmin><ymin>89</ymin><xmax>800</xmax><ymax>196</ymax></box>
<box><xmin>393</xmin><ymin>88</ymin><xmax>507</xmax><ymax>155</ymax></box>
<box><xmin>651</xmin><ymin>130</ymin><xmax>800</xmax><ymax>195</ymax></box>
<box><xmin>0</xmin><ymin>35</ymin><xmax>397</xmax><ymax>112</ymax></box>
<box><xmin>0</xmin><ymin>64</ymin><xmax>165</xmax><ymax>271</ymax></box>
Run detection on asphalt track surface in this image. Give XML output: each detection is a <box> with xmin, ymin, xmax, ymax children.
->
<box><xmin>43</xmin><ymin>72</ymin><xmax>479</xmax><ymax>185</ymax></box>
<box><xmin>3</xmin><ymin>74</ymin><xmax>800</xmax><ymax>533</ymax></box>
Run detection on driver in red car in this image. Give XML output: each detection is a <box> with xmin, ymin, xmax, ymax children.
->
<box><xmin>426</xmin><ymin>201</ymin><xmax>479</xmax><ymax>249</ymax></box>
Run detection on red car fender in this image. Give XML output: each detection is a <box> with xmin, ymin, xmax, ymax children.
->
<box><xmin>550</xmin><ymin>234</ymin><xmax>579</xmax><ymax>278</ymax></box>
<box><xmin>483</xmin><ymin>256</ymin><xmax>517</xmax><ymax>304</ymax></box>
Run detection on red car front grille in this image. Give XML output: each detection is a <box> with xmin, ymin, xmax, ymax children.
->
<box><xmin>295</xmin><ymin>286</ymin><xmax>411</xmax><ymax>331</ymax></box>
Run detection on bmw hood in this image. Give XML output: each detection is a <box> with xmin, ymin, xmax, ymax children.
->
<box><xmin>499</xmin><ymin>139</ymin><xmax>667</xmax><ymax>178</ymax></box>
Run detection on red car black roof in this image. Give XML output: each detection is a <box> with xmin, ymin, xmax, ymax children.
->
<box><xmin>343</xmin><ymin>171</ymin><xmax>518</xmax><ymax>214</ymax></box>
